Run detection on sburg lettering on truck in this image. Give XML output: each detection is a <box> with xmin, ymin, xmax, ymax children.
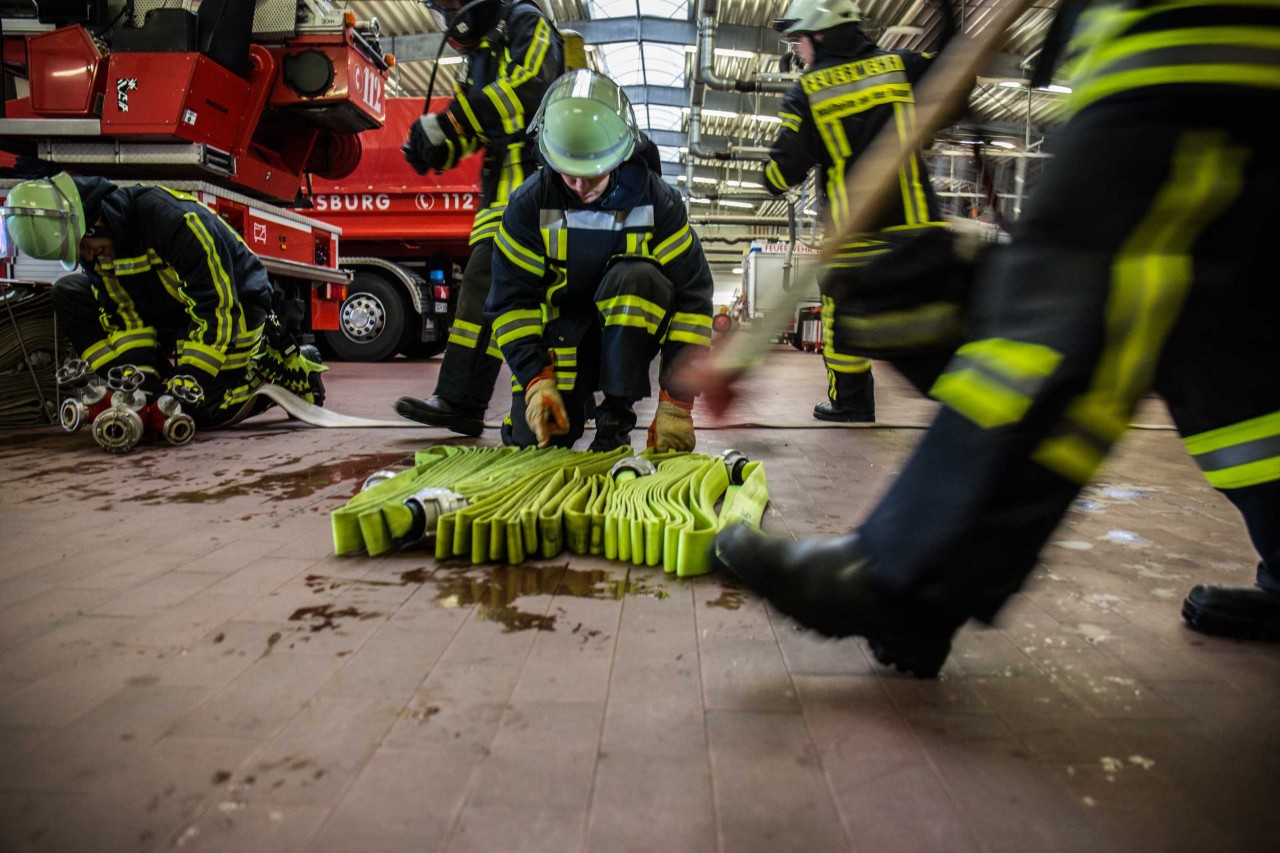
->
<box><xmin>315</xmin><ymin>194</ymin><xmax>392</xmax><ymax>212</ymax></box>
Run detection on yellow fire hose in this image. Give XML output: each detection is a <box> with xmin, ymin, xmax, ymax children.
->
<box><xmin>331</xmin><ymin>446</ymin><xmax>770</xmax><ymax>576</ymax></box>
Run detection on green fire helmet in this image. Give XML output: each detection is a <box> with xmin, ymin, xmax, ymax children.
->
<box><xmin>0</xmin><ymin>173</ymin><xmax>86</xmax><ymax>270</ymax></box>
<box><xmin>778</xmin><ymin>0</ymin><xmax>862</xmax><ymax>35</ymax></box>
<box><xmin>529</xmin><ymin>70</ymin><xmax>638</xmax><ymax>178</ymax></box>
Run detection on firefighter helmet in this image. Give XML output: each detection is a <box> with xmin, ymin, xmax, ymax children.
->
<box><xmin>0</xmin><ymin>173</ymin><xmax>86</xmax><ymax>270</ymax></box>
<box><xmin>529</xmin><ymin>70</ymin><xmax>638</xmax><ymax>178</ymax></box>
<box><xmin>775</xmin><ymin>0</ymin><xmax>862</xmax><ymax>35</ymax></box>
<box><xmin>423</xmin><ymin>0</ymin><xmax>504</xmax><ymax>49</ymax></box>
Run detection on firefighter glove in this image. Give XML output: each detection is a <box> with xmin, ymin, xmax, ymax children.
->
<box><xmin>403</xmin><ymin>114</ymin><xmax>450</xmax><ymax>174</ymax></box>
<box><xmin>647</xmin><ymin>390</ymin><xmax>695</xmax><ymax>452</ymax></box>
<box><xmin>525</xmin><ymin>367</ymin><xmax>569</xmax><ymax>448</ymax></box>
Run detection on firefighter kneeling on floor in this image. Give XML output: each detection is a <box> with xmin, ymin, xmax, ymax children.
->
<box><xmin>0</xmin><ymin>172</ymin><xmax>324</xmax><ymax>430</ymax></box>
<box><xmin>487</xmin><ymin>70</ymin><xmax>715</xmax><ymax>451</ymax></box>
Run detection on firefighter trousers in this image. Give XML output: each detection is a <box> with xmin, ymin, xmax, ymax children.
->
<box><xmin>855</xmin><ymin>97</ymin><xmax>1280</xmax><ymax>622</ymax></box>
<box><xmin>51</xmin><ymin>273</ymin><xmax>270</xmax><ymax>428</ymax></box>
<box><xmin>432</xmin><ymin>239</ymin><xmax>503</xmax><ymax>414</ymax></box>
<box><xmin>502</xmin><ymin>259</ymin><xmax>676</xmax><ymax>448</ymax></box>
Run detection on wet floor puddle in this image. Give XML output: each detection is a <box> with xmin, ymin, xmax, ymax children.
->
<box><xmin>302</xmin><ymin>562</ymin><xmax>677</xmax><ymax>633</ymax></box>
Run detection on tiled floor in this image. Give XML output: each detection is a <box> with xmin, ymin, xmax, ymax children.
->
<box><xmin>1</xmin><ymin>347</ymin><xmax>1278</xmax><ymax>853</ymax></box>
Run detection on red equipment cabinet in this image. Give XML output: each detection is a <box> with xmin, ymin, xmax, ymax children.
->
<box><xmin>0</xmin><ymin>1</ymin><xmax>391</xmax><ymax>349</ymax></box>
<box><xmin>298</xmin><ymin>97</ymin><xmax>485</xmax><ymax>362</ymax></box>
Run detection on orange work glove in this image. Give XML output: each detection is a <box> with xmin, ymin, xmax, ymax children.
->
<box><xmin>524</xmin><ymin>366</ymin><xmax>569</xmax><ymax>448</ymax></box>
<box><xmin>646</xmin><ymin>389</ymin><xmax>695</xmax><ymax>452</ymax></box>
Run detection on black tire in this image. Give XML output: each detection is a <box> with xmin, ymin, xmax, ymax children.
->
<box><xmin>319</xmin><ymin>272</ymin><xmax>410</xmax><ymax>362</ymax></box>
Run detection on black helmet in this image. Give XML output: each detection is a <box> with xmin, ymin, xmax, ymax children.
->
<box><xmin>423</xmin><ymin>0</ymin><xmax>504</xmax><ymax>49</ymax></box>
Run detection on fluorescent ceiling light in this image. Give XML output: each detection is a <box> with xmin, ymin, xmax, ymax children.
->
<box><xmin>989</xmin><ymin>141</ymin><xmax>1016</xmax><ymax>150</ymax></box>
<box><xmin>719</xmin><ymin>200</ymin><xmax>755</xmax><ymax>209</ymax></box>
<box><xmin>725</xmin><ymin>180</ymin><xmax>764</xmax><ymax>189</ymax></box>
<box><xmin>436</xmin><ymin>56</ymin><xmax>464</xmax><ymax>65</ymax></box>
<box><xmin>732</xmin><ymin>267</ymin><xmax>744</xmax><ymax>274</ymax></box>
<box><xmin>1041</xmin><ymin>84</ymin><xmax>1073</xmax><ymax>94</ymax></box>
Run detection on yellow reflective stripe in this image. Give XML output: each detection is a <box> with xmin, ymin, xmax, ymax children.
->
<box><xmin>666</xmin><ymin>312</ymin><xmax>712</xmax><ymax>346</ymax></box>
<box><xmin>1034</xmin><ymin>131</ymin><xmax>1245</xmax><ymax>482</ymax></box>
<box><xmin>504</xmin><ymin>17</ymin><xmax>554</xmax><ymax>92</ymax></box>
<box><xmin>597</xmin><ymin>294</ymin><xmax>665</xmax><ymax>334</ymax></box>
<box><xmin>177</xmin><ymin>340</ymin><xmax>226</xmax><ymax>376</ymax></box>
<box><xmin>1071</xmin><ymin>25</ymin><xmax>1280</xmax><ymax>114</ymax></box>
<box><xmin>448</xmin><ymin>319</ymin><xmax>483</xmax><ymax>349</ymax></box>
<box><xmin>486</xmin><ymin>339</ymin><xmax>503</xmax><ymax>358</ymax></box>
<box><xmin>455</xmin><ymin>92</ymin><xmax>485</xmax><ymax>136</ymax></box>
<box><xmin>838</xmin><ymin>302</ymin><xmax>962</xmax><ymax>349</ymax></box>
<box><xmin>931</xmin><ymin>338</ymin><xmax>1062</xmax><ymax>429</ymax></box>
<box><xmin>778</xmin><ymin>111</ymin><xmax>801</xmax><ymax>132</ymax></box>
<box><xmin>94</xmin><ymin>268</ymin><xmax>145</xmax><ymax>329</ymax></box>
<box><xmin>1186</xmin><ymin>410</ymin><xmax>1280</xmax><ymax>489</ymax></box>
<box><xmin>182</xmin><ymin>211</ymin><xmax>235</xmax><ymax>350</ymax></box>
<box><xmin>484</xmin><ymin>80</ymin><xmax>521</xmax><ymax>136</ymax></box>
<box><xmin>652</xmin><ymin>224</ymin><xmax>692</xmax><ymax>266</ymax></box>
<box><xmin>493</xmin><ymin>308</ymin><xmax>544</xmax><ymax>347</ymax></box>
<box><xmin>496</xmin><ymin>223</ymin><xmax>546</xmax><ymax>277</ymax></box>
<box><xmin>551</xmin><ymin>346</ymin><xmax>576</xmax><ymax>390</ymax></box>
<box><xmin>764</xmin><ymin>161</ymin><xmax>789</xmax><ymax>192</ymax></box>
<box><xmin>541</xmin><ymin>225</ymin><xmax>568</xmax><ymax>261</ymax></box>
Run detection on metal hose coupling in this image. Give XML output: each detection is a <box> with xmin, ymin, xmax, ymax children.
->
<box><xmin>59</xmin><ymin>375</ymin><xmax>107</xmax><ymax>433</ymax></box>
<box><xmin>55</xmin><ymin>358</ymin><xmax>91</xmax><ymax>389</ymax></box>
<box><xmin>155</xmin><ymin>395</ymin><xmax>196</xmax><ymax>447</ymax></box>
<box><xmin>360</xmin><ymin>470</ymin><xmax>402</xmax><ymax>491</ymax></box>
<box><xmin>610</xmin><ymin>456</ymin><xmax>657</xmax><ymax>482</ymax></box>
<box><xmin>92</xmin><ymin>401</ymin><xmax>145</xmax><ymax>453</ymax></box>
<box><xmin>403</xmin><ymin>487</ymin><xmax>469</xmax><ymax>542</ymax></box>
<box><xmin>720</xmin><ymin>448</ymin><xmax>750</xmax><ymax>485</ymax></box>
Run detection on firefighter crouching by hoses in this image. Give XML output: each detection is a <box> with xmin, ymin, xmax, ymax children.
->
<box><xmin>0</xmin><ymin>172</ymin><xmax>325</xmax><ymax>451</ymax></box>
<box><xmin>486</xmin><ymin>70</ymin><xmax>714</xmax><ymax>451</ymax></box>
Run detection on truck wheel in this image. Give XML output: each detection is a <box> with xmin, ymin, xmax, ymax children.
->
<box><xmin>320</xmin><ymin>272</ymin><xmax>409</xmax><ymax>361</ymax></box>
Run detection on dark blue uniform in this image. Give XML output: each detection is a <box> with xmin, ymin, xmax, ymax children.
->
<box><xmin>486</xmin><ymin>152</ymin><xmax>714</xmax><ymax>447</ymax></box>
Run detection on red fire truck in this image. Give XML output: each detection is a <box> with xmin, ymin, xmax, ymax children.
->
<box><xmin>301</xmin><ymin>96</ymin><xmax>482</xmax><ymax>362</ymax></box>
<box><xmin>0</xmin><ymin>0</ymin><xmax>394</xmax><ymax>352</ymax></box>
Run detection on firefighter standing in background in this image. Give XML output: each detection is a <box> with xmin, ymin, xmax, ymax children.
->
<box><xmin>763</xmin><ymin>0</ymin><xmax>951</xmax><ymax>422</ymax></box>
<box><xmin>396</xmin><ymin>0</ymin><xmax>564</xmax><ymax>436</ymax></box>
<box><xmin>487</xmin><ymin>70</ymin><xmax>714</xmax><ymax>450</ymax></box>
<box><xmin>0</xmin><ymin>173</ymin><xmax>323</xmax><ymax>428</ymax></box>
<box><xmin>714</xmin><ymin>0</ymin><xmax>1280</xmax><ymax>676</ymax></box>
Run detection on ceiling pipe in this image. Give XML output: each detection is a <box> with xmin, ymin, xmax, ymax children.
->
<box><xmin>684</xmin><ymin>0</ymin><xmax>785</xmax><ymax>187</ymax></box>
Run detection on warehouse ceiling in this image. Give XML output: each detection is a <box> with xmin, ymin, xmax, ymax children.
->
<box><xmin>347</xmin><ymin>0</ymin><xmax>1068</xmax><ymax>263</ymax></box>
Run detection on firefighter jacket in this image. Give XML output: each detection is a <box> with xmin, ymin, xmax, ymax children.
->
<box><xmin>71</xmin><ymin>177</ymin><xmax>273</xmax><ymax>381</ymax></box>
<box><xmin>1061</xmin><ymin>0</ymin><xmax>1280</xmax><ymax>119</ymax></box>
<box><xmin>763</xmin><ymin>30</ymin><xmax>947</xmax><ymax>263</ymax></box>
<box><xmin>486</xmin><ymin>154</ymin><xmax>715</xmax><ymax>391</ymax></box>
<box><xmin>437</xmin><ymin>0</ymin><xmax>564</xmax><ymax>244</ymax></box>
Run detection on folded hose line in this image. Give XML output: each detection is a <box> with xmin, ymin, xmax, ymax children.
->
<box><xmin>330</xmin><ymin>446</ymin><xmax>770</xmax><ymax>576</ymax></box>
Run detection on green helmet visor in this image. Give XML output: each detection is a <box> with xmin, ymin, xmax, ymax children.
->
<box><xmin>530</xmin><ymin>70</ymin><xmax>638</xmax><ymax>178</ymax></box>
<box><xmin>0</xmin><ymin>173</ymin><xmax>86</xmax><ymax>270</ymax></box>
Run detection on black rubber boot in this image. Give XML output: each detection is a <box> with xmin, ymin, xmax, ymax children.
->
<box><xmin>395</xmin><ymin>395</ymin><xmax>484</xmax><ymax>437</ymax></box>
<box><xmin>589</xmin><ymin>396</ymin><xmax>636</xmax><ymax>452</ymax></box>
<box><xmin>711</xmin><ymin>524</ymin><xmax>959</xmax><ymax>678</ymax></box>
<box><xmin>813</xmin><ymin>401</ymin><xmax>875</xmax><ymax>422</ymax></box>
<box><xmin>1181</xmin><ymin>584</ymin><xmax>1280</xmax><ymax>641</ymax></box>
<box><xmin>815</xmin><ymin>371</ymin><xmax>875</xmax><ymax>422</ymax></box>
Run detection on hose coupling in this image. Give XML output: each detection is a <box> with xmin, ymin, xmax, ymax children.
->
<box><xmin>92</xmin><ymin>404</ymin><xmax>145</xmax><ymax>453</ymax></box>
<box><xmin>403</xmin><ymin>487</ymin><xmax>469</xmax><ymax>541</ymax></box>
<box><xmin>360</xmin><ymin>469</ymin><xmax>402</xmax><ymax>492</ymax></box>
<box><xmin>720</xmin><ymin>448</ymin><xmax>750</xmax><ymax>485</ymax></box>
<box><xmin>610</xmin><ymin>456</ymin><xmax>657</xmax><ymax>482</ymax></box>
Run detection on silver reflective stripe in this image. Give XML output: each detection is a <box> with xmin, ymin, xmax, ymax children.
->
<box><xmin>540</xmin><ymin>206</ymin><xmax>655</xmax><ymax>232</ymax></box>
<box><xmin>1192</xmin><ymin>434</ymin><xmax>1280</xmax><ymax>474</ymax></box>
